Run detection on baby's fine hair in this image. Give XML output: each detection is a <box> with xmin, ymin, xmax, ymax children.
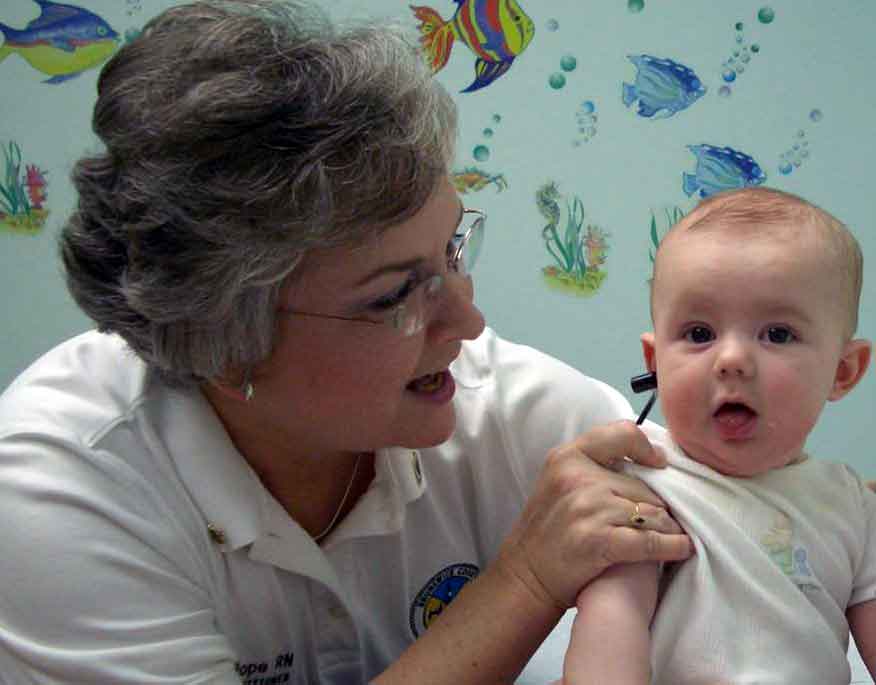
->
<box><xmin>60</xmin><ymin>0</ymin><xmax>457</xmax><ymax>386</ymax></box>
<box><xmin>654</xmin><ymin>186</ymin><xmax>863</xmax><ymax>337</ymax></box>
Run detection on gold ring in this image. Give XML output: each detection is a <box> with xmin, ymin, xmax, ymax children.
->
<box><xmin>630</xmin><ymin>502</ymin><xmax>647</xmax><ymax>529</ymax></box>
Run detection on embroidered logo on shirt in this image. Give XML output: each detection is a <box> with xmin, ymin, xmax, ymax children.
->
<box><xmin>409</xmin><ymin>563</ymin><xmax>479</xmax><ymax>637</ymax></box>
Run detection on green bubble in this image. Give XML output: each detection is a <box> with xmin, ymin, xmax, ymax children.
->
<box><xmin>735</xmin><ymin>22</ymin><xmax>744</xmax><ymax>31</ymax></box>
<box><xmin>627</xmin><ymin>0</ymin><xmax>644</xmax><ymax>13</ymax></box>
<box><xmin>473</xmin><ymin>145</ymin><xmax>490</xmax><ymax>162</ymax></box>
<box><xmin>751</xmin><ymin>43</ymin><xmax>760</xmax><ymax>53</ymax></box>
<box><xmin>548</xmin><ymin>72</ymin><xmax>566</xmax><ymax>89</ymax></box>
<box><xmin>758</xmin><ymin>6</ymin><xmax>775</xmax><ymax>24</ymax></box>
<box><xmin>483</xmin><ymin>128</ymin><xmax>493</xmax><ymax>138</ymax></box>
<box><xmin>560</xmin><ymin>54</ymin><xmax>577</xmax><ymax>72</ymax></box>
<box><xmin>492</xmin><ymin>113</ymin><xmax>502</xmax><ymax>124</ymax></box>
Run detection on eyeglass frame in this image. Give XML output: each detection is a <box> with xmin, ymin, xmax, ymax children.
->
<box><xmin>278</xmin><ymin>208</ymin><xmax>486</xmax><ymax>336</ymax></box>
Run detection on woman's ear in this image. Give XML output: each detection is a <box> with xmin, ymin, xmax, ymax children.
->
<box><xmin>828</xmin><ymin>339</ymin><xmax>872</xmax><ymax>401</ymax></box>
<box><xmin>640</xmin><ymin>332</ymin><xmax>657</xmax><ymax>374</ymax></box>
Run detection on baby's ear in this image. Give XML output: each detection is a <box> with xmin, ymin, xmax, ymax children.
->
<box><xmin>828</xmin><ymin>339</ymin><xmax>872</xmax><ymax>401</ymax></box>
<box><xmin>640</xmin><ymin>332</ymin><xmax>657</xmax><ymax>373</ymax></box>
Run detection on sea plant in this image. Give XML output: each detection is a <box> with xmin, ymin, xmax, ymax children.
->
<box><xmin>0</xmin><ymin>141</ymin><xmax>31</xmax><ymax>219</ymax></box>
<box><xmin>648</xmin><ymin>205</ymin><xmax>686</xmax><ymax>263</ymax></box>
<box><xmin>539</xmin><ymin>182</ymin><xmax>591</xmax><ymax>278</ymax></box>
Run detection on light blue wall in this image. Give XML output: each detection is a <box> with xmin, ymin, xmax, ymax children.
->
<box><xmin>1</xmin><ymin>0</ymin><xmax>873</xmax><ymax>476</ymax></box>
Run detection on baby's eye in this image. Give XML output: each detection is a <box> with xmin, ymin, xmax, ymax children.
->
<box><xmin>763</xmin><ymin>326</ymin><xmax>796</xmax><ymax>344</ymax></box>
<box><xmin>684</xmin><ymin>326</ymin><xmax>714</xmax><ymax>344</ymax></box>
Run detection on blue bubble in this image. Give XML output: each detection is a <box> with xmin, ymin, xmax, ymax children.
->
<box><xmin>546</xmin><ymin>18</ymin><xmax>559</xmax><ymax>31</ymax></box>
<box><xmin>718</xmin><ymin>85</ymin><xmax>732</xmax><ymax>98</ymax></box>
<box><xmin>809</xmin><ymin>109</ymin><xmax>823</xmax><ymax>122</ymax></box>
<box><xmin>549</xmin><ymin>72</ymin><xmax>566</xmax><ymax>89</ymax></box>
<box><xmin>779</xmin><ymin>162</ymin><xmax>793</xmax><ymax>175</ymax></box>
<box><xmin>580</xmin><ymin>100</ymin><xmax>595</xmax><ymax>114</ymax></box>
<box><xmin>560</xmin><ymin>54</ymin><xmax>577</xmax><ymax>72</ymax></box>
<box><xmin>722</xmin><ymin>69</ymin><xmax>737</xmax><ymax>83</ymax></box>
<box><xmin>473</xmin><ymin>145</ymin><xmax>490</xmax><ymax>162</ymax></box>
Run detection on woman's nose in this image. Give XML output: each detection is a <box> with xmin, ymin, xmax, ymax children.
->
<box><xmin>430</xmin><ymin>274</ymin><xmax>486</xmax><ymax>343</ymax></box>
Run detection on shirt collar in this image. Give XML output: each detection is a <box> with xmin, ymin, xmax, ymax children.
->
<box><xmin>158</xmin><ymin>384</ymin><xmax>427</xmax><ymax>552</ymax></box>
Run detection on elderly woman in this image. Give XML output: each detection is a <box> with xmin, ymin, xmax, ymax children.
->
<box><xmin>0</xmin><ymin>1</ymin><xmax>692</xmax><ymax>683</ymax></box>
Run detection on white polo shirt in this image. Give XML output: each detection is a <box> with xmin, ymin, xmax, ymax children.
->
<box><xmin>0</xmin><ymin>328</ymin><xmax>632</xmax><ymax>684</ymax></box>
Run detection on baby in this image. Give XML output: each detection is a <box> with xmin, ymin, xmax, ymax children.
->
<box><xmin>564</xmin><ymin>187</ymin><xmax>875</xmax><ymax>683</ymax></box>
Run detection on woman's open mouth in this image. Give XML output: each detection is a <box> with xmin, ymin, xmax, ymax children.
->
<box><xmin>406</xmin><ymin>370</ymin><xmax>456</xmax><ymax>403</ymax></box>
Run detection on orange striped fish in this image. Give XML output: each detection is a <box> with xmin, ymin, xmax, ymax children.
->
<box><xmin>411</xmin><ymin>0</ymin><xmax>534</xmax><ymax>93</ymax></box>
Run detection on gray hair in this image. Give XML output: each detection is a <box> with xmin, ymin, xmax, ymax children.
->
<box><xmin>60</xmin><ymin>0</ymin><xmax>457</xmax><ymax>386</ymax></box>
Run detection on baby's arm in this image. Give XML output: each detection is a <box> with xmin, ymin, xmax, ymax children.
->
<box><xmin>848</xmin><ymin>600</ymin><xmax>876</xmax><ymax>677</ymax></box>
<box><xmin>562</xmin><ymin>561</ymin><xmax>659</xmax><ymax>685</ymax></box>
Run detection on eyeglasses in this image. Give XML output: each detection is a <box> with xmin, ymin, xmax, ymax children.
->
<box><xmin>281</xmin><ymin>208</ymin><xmax>485</xmax><ymax>337</ymax></box>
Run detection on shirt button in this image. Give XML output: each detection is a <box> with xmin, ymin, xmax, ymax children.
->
<box><xmin>411</xmin><ymin>450</ymin><xmax>423</xmax><ymax>486</ymax></box>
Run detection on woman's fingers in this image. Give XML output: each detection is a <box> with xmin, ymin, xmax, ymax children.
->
<box><xmin>572</xmin><ymin>420</ymin><xmax>666</xmax><ymax>470</ymax></box>
<box><xmin>606</xmin><ymin>527</ymin><xmax>694</xmax><ymax>564</ymax></box>
<box><xmin>619</xmin><ymin>500</ymin><xmax>683</xmax><ymax>535</ymax></box>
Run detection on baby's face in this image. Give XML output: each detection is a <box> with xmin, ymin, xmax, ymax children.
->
<box><xmin>644</xmin><ymin>224</ymin><xmax>849</xmax><ymax>476</ymax></box>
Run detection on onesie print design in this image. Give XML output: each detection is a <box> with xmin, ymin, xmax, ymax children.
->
<box><xmin>760</xmin><ymin>512</ymin><xmax>820</xmax><ymax>593</ymax></box>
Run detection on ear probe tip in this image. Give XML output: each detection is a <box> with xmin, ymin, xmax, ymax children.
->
<box><xmin>630</xmin><ymin>372</ymin><xmax>658</xmax><ymax>425</ymax></box>
<box><xmin>630</xmin><ymin>371</ymin><xmax>657</xmax><ymax>394</ymax></box>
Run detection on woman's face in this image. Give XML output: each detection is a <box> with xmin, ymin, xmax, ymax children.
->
<box><xmin>253</xmin><ymin>177</ymin><xmax>486</xmax><ymax>456</ymax></box>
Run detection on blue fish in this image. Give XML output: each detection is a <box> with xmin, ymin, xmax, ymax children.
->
<box><xmin>622</xmin><ymin>54</ymin><xmax>706</xmax><ymax>119</ymax></box>
<box><xmin>0</xmin><ymin>0</ymin><xmax>119</xmax><ymax>84</ymax></box>
<box><xmin>683</xmin><ymin>144</ymin><xmax>767</xmax><ymax>198</ymax></box>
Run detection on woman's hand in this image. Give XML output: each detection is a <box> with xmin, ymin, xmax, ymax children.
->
<box><xmin>497</xmin><ymin>420</ymin><xmax>692</xmax><ymax>610</ymax></box>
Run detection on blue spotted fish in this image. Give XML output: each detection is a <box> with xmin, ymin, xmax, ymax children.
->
<box><xmin>0</xmin><ymin>0</ymin><xmax>119</xmax><ymax>84</ymax></box>
<box><xmin>683</xmin><ymin>144</ymin><xmax>766</xmax><ymax>198</ymax></box>
<box><xmin>622</xmin><ymin>55</ymin><xmax>706</xmax><ymax>119</ymax></box>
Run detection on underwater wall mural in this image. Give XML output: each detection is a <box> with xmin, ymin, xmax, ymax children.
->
<box><xmin>622</xmin><ymin>55</ymin><xmax>707</xmax><ymax>120</ymax></box>
<box><xmin>0</xmin><ymin>141</ymin><xmax>48</xmax><ymax>234</ymax></box>
<box><xmin>411</xmin><ymin>0</ymin><xmax>535</xmax><ymax>93</ymax></box>
<box><xmin>537</xmin><ymin>181</ymin><xmax>610</xmax><ymax>298</ymax></box>
<box><xmin>1</xmin><ymin>0</ymin><xmax>874</xmax><ymax>498</ymax></box>
<box><xmin>452</xmin><ymin>167</ymin><xmax>508</xmax><ymax>195</ymax></box>
<box><xmin>0</xmin><ymin>0</ymin><xmax>119</xmax><ymax>84</ymax></box>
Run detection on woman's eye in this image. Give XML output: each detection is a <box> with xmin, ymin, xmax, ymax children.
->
<box><xmin>684</xmin><ymin>326</ymin><xmax>714</xmax><ymax>344</ymax></box>
<box><xmin>764</xmin><ymin>326</ymin><xmax>795</xmax><ymax>344</ymax></box>
<box><xmin>370</xmin><ymin>278</ymin><xmax>416</xmax><ymax>311</ymax></box>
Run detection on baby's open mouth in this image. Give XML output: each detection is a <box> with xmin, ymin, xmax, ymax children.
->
<box><xmin>714</xmin><ymin>402</ymin><xmax>757</xmax><ymax>427</ymax></box>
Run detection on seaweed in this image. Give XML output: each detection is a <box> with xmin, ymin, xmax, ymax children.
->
<box><xmin>0</xmin><ymin>141</ymin><xmax>32</xmax><ymax>219</ymax></box>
